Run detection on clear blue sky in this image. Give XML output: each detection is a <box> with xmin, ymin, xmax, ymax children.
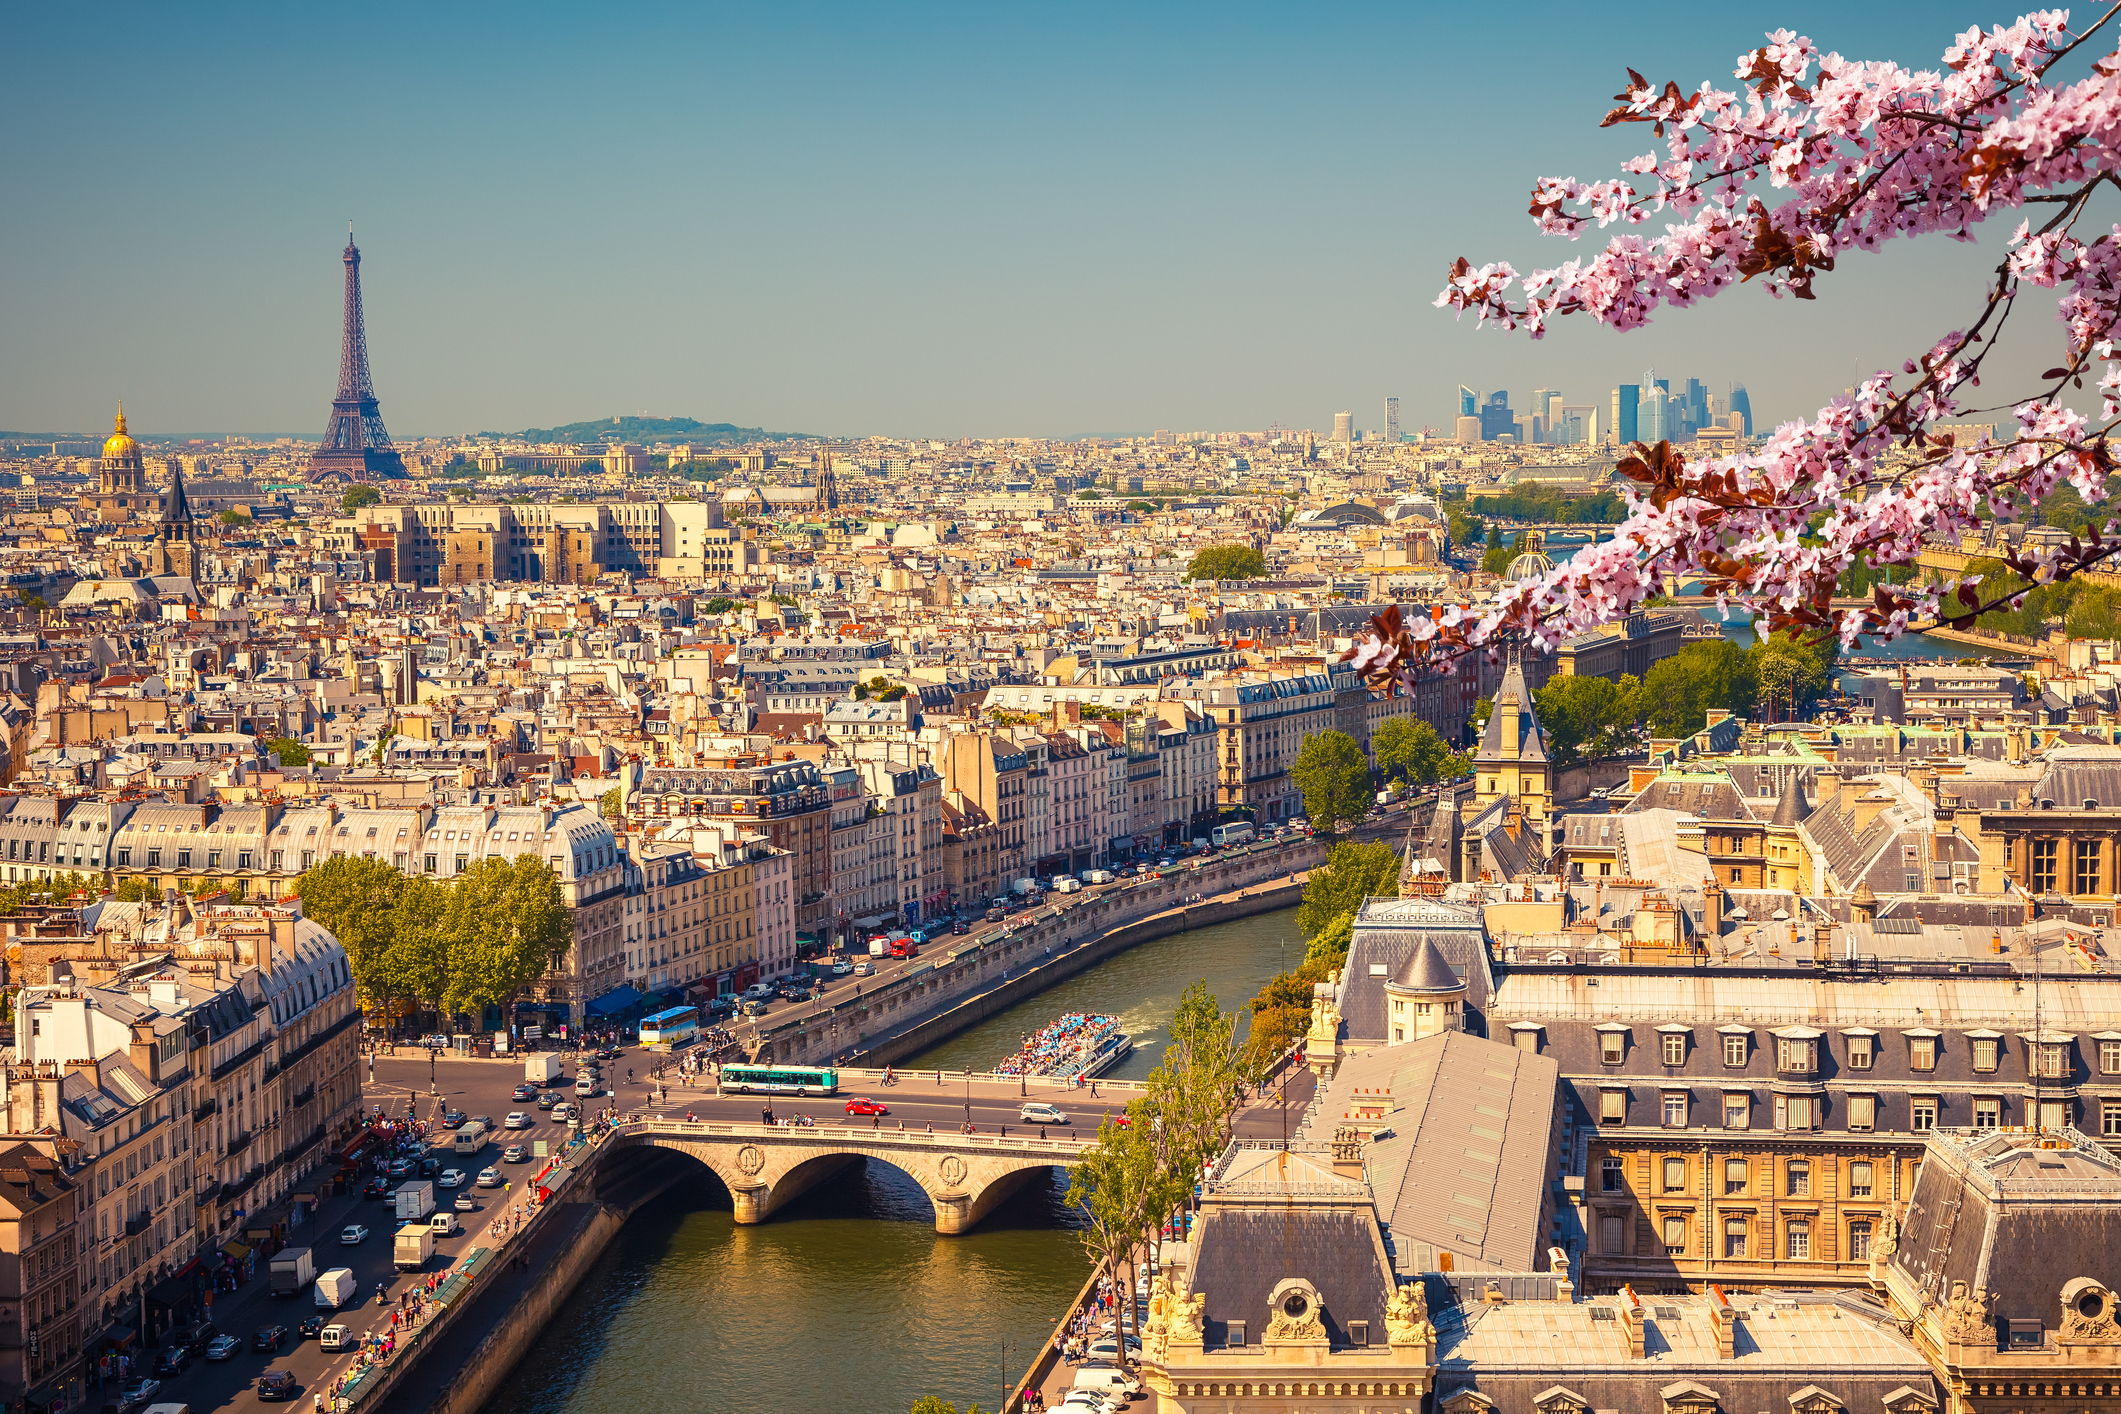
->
<box><xmin>0</xmin><ymin>1</ymin><xmax>2079</xmax><ymax>441</ymax></box>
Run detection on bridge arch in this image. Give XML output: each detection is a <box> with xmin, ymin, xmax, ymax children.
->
<box><xmin>593</xmin><ymin>1122</ymin><xmax>1083</xmax><ymax>1235</ymax></box>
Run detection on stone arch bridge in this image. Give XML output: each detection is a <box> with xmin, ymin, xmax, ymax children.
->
<box><xmin>589</xmin><ymin>1118</ymin><xmax>1091</xmax><ymax>1234</ymax></box>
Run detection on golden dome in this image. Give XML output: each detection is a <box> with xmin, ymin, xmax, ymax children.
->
<box><xmin>102</xmin><ymin>405</ymin><xmax>139</xmax><ymax>462</ymax></box>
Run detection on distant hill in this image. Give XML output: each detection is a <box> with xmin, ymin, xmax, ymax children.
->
<box><xmin>491</xmin><ymin>415</ymin><xmax>808</xmax><ymax>445</ymax></box>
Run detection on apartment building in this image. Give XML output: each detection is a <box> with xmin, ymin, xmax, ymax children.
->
<box><xmin>625</xmin><ymin>761</ymin><xmax>833</xmax><ymax>941</ymax></box>
<box><xmin>938</xmin><ymin>733</ymin><xmax>1029</xmax><ymax>887</ymax></box>
<box><xmin>1166</xmin><ymin>669</ymin><xmax>1339</xmax><ymax>825</ymax></box>
<box><xmin>0</xmin><ymin>1143</ymin><xmax>84</xmax><ymax>1413</ymax></box>
<box><xmin>327</xmin><ymin>497</ymin><xmax>761</xmax><ymax>587</ymax></box>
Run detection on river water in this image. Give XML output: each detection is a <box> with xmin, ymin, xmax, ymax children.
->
<box><xmin>486</xmin><ymin>906</ymin><xmax>1299</xmax><ymax>1414</ymax></box>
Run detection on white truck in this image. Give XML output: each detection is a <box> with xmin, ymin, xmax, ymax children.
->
<box><xmin>393</xmin><ymin>1224</ymin><xmax>436</xmax><ymax>1271</ymax></box>
<box><xmin>314</xmin><ymin>1267</ymin><xmax>358</xmax><ymax>1310</ymax></box>
<box><xmin>524</xmin><ymin>1053</ymin><xmax>563</xmax><ymax>1084</ymax></box>
<box><xmin>394</xmin><ymin>1180</ymin><xmax>435</xmax><ymax>1222</ymax></box>
<box><xmin>1081</xmin><ymin>869</ymin><xmax>1112</xmax><ymax>885</ymax></box>
<box><xmin>1010</xmin><ymin>877</ymin><xmax>1038</xmax><ymax>896</ymax></box>
<box><xmin>1052</xmin><ymin>876</ymin><xmax>1081</xmax><ymax>893</ymax></box>
<box><xmin>268</xmin><ymin>1247</ymin><xmax>313</xmax><ymax>1297</ymax></box>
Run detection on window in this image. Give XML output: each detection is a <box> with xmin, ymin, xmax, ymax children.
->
<box><xmin>1787</xmin><ymin>1160</ymin><xmax>1811</xmax><ymax>1197</ymax></box>
<box><xmin>1849</xmin><ymin>1221</ymin><xmax>1873</xmax><ymax>1261</ymax></box>
<box><xmin>1600</xmin><ymin>1032</ymin><xmax>1625</xmax><ymax>1064</ymax></box>
<box><xmin>1663</xmin><ymin>1156</ymin><xmax>1686</xmax><ymax>1192</ymax></box>
<box><xmin>1846</xmin><ymin>1160</ymin><xmax>1874</xmax><ymax>1198</ymax></box>
<box><xmin>2038</xmin><ymin>1043</ymin><xmax>2070</xmax><ymax>1079</ymax></box>
<box><xmin>1911</xmin><ymin>1097</ymin><xmax>1937</xmax><ymax>1132</ymax></box>
<box><xmin>1909</xmin><ymin>1037</ymin><xmax>1938</xmax><ymax>1071</ymax></box>
<box><xmin>1662</xmin><ymin>1033</ymin><xmax>1687</xmax><ymax>1066</ymax></box>
<box><xmin>1973</xmin><ymin>1038</ymin><xmax>1999</xmax><ymax>1072</ymax></box>
<box><xmin>116</xmin><ymin>849</ymin><xmax>130</xmax><ymax>866</ymax></box>
<box><xmin>2032</xmin><ymin>837</ymin><xmax>2058</xmax><ymax>893</ymax></box>
<box><xmin>2103</xmin><ymin>1100</ymin><xmax>2121</xmax><ymax>1137</ymax></box>
<box><xmin>1722</xmin><ymin>1034</ymin><xmax>1747</xmax><ymax>1067</ymax></box>
<box><xmin>1724</xmin><ymin>1094</ymin><xmax>1749</xmax><ymax>1129</ymax></box>
<box><xmin>1974</xmin><ymin>1098</ymin><xmax>2001</xmax><ymax>1130</ymax></box>
<box><xmin>1513</xmin><ymin>1029</ymin><xmax>1539</xmax><ymax>1053</ymax></box>
<box><xmin>1601</xmin><ymin>1158</ymin><xmax>1623</xmax><ymax>1192</ymax></box>
<box><xmin>1776</xmin><ymin>1038</ymin><xmax>1815</xmax><ymax>1073</ymax></box>
<box><xmin>1663</xmin><ymin>1093</ymin><xmax>1688</xmax><ymax>1128</ymax></box>
<box><xmin>1226</xmin><ymin>1320</ymin><xmax>1246</xmax><ymax>1347</ymax></box>
<box><xmin>1724</xmin><ymin>1158</ymin><xmax>1749</xmax><ymax>1195</ymax></box>
<box><xmin>1848</xmin><ymin>1094</ymin><xmax>1876</xmax><ymax>1132</ymax></box>
<box><xmin>2102</xmin><ymin>1039</ymin><xmax>2121</xmax><ymax>1075</ymax></box>
<box><xmin>2040</xmin><ymin>1099</ymin><xmax>2069</xmax><ymax>1131</ymax></box>
<box><xmin>1777</xmin><ymin>1094</ymin><xmax>1816</xmax><ymax>1131</ymax></box>
<box><xmin>1663</xmin><ymin>1215</ymin><xmax>1687</xmax><ymax>1255</ymax></box>
<box><xmin>206</xmin><ymin>851</ymin><xmax>220</xmax><ymax>869</ymax></box>
<box><xmin>1346</xmin><ymin>1320</ymin><xmax>1368</xmax><ymax>1347</ymax></box>
<box><xmin>1845</xmin><ymin>1034</ymin><xmax>1874</xmax><ymax>1069</ymax></box>
<box><xmin>1724</xmin><ymin>1217</ymin><xmax>1749</xmax><ymax>1258</ymax></box>
<box><xmin>1600</xmin><ymin>1091</ymin><xmax>1626</xmax><ymax>1126</ymax></box>
<box><xmin>1787</xmin><ymin>1220</ymin><xmax>1812</xmax><ymax>1259</ymax></box>
<box><xmin>1600</xmin><ymin>1214</ymin><xmax>1626</xmax><ymax>1254</ymax></box>
<box><xmin>2076</xmin><ymin>837</ymin><xmax>2103</xmax><ymax>895</ymax></box>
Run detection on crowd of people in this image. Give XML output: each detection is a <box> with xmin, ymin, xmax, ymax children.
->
<box><xmin>992</xmin><ymin>1013</ymin><xmax>1121</xmax><ymax>1079</ymax></box>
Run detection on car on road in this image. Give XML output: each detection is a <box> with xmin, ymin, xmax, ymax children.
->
<box><xmin>829</xmin><ymin>959</ymin><xmax>853</xmax><ymax>976</ymax></box>
<box><xmin>340</xmin><ymin>1223</ymin><xmax>370</xmax><ymax>1245</ymax></box>
<box><xmin>535</xmin><ymin>1092</ymin><xmax>559</xmax><ymax>1110</ymax></box>
<box><xmin>511</xmin><ymin>1083</ymin><xmax>539</xmax><ymax>1101</ymax></box>
<box><xmin>470</xmin><ymin>1114</ymin><xmax>494</xmax><ymax>1129</ymax></box>
<box><xmin>552</xmin><ymin>1103</ymin><xmax>575</xmax><ymax>1123</ymax></box>
<box><xmin>597</xmin><ymin>1047</ymin><xmax>620</xmax><ymax>1060</ymax></box>
<box><xmin>441</xmin><ymin>1108</ymin><xmax>467</xmax><ymax>1127</ymax></box>
<box><xmin>258</xmin><ymin>1368</ymin><xmax>301</xmax><ymax>1401</ymax></box>
<box><xmin>115</xmin><ymin>1376</ymin><xmax>159</xmax><ymax>1410</ymax></box>
<box><xmin>253</xmin><ymin>1324</ymin><xmax>289</xmax><ymax>1352</ymax></box>
<box><xmin>1020</xmin><ymin>1102</ymin><xmax>1069</xmax><ymax>1125</ymax></box>
<box><xmin>204</xmin><ymin>1334</ymin><xmax>242</xmax><ymax>1361</ymax></box>
<box><xmin>852</xmin><ymin>961</ymin><xmax>873</xmax><ymax>977</ymax></box>
<box><xmin>503</xmin><ymin>1111</ymin><xmax>533</xmax><ymax>1129</ymax></box>
<box><xmin>150</xmin><ymin>1346</ymin><xmax>190</xmax><ymax>1377</ymax></box>
<box><xmin>438</xmin><ymin>1169</ymin><xmax>466</xmax><ymax>1189</ymax></box>
<box><xmin>361</xmin><ymin>1179</ymin><xmax>391</xmax><ymax>1201</ymax></box>
<box><xmin>740</xmin><ymin>999</ymin><xmax>769</xmax><ymax>1016</ymax></box>
<box><xmin>386</xmin><ymin>1158</ymin><xmax>413</xmax><ymax>1179</ymax></box>
<box><xmin>844</xmin><ymin>1097</ymin><xmax>889</xmax><ymax>1116</ymax></box>
<box><xmin>298</xmin><ymin>1314</ymin><xmax>326</xmax><ymax>1339</ymax></box>
<box><xmin>454</xmin><ymin>1193</ymin><xmax>476</xmax><ymax>1212</ymax></box>
<box><xmin>503</xmin><ymin>1144</ymin><xmax>529</xmax><ymax>1163</ymax></box>
<box><xmin>953</xmin><ymin>922</ymin><xmax>969</xmax><ymax>934</ymax></box>
<box><xmin>477</xmin><ymin>1167</ymin><xmax>502</xmax><ymax>1187</ymax></box>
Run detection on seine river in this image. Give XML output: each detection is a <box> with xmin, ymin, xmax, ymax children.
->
<box><xmin>484</xmin><ymin>906</ymin><xmax>1299</xmax><ymax>1414</ymax></box>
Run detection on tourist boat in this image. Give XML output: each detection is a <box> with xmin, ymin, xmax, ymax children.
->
<box><xmin>996</xmin><ymin>1012</ymin><xmax>1133</xmax><ymax>1080</ymax></box>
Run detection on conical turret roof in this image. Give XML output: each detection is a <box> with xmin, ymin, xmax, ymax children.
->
<box><xmin>1387</xmin><ymin>936</ymin><xmax>1462</xmax><ymax>993</ymax></box>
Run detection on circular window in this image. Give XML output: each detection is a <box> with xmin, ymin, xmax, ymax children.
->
<box><xmin>2079</xmin><ymin>1291</ymin><xmax>2105</xmax><ymax>1320</ymax></box>
<box><xmin>1282</xmin><ymin>1292</ymin><xmax>1309</xmax><ymax>1320</ymax></box>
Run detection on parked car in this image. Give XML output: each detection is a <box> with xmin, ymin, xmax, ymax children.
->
<box><xmin>844</xmin><ymin>1097</ymin><xmax>889</xmax><ymax>1116</ymax></box>
<box><xmin>503</xmin><ymin>1144</ymin><xmax>529</xmax><ymax>1163</ymax></box>
<box><xmin>511</xmin><ymin>1083</ymin><xmax>539</xmax><ymax>1102</ymax></box>
<box><xmin>340</xmin><ymin>1224</ymin><xmax>369</xmax><ymax>1245</ymax></box>
<box><xmin>477</xmin><ymin>1167</ymin><xmax>502</xmax><ymax>1187</ymax></box>
<box><xmin>257</xmin><ymin>1368</ymin><xmax>300</xmax><ymax>1401</ymax></box>
<box><xmin>253</xmin><ymin>1324</ymin><xmax>289</xmax><ymax>1352</ymax></box>
<box><xmin>204</xmin><ymin>1334</ymin><xmax>242</xmax><ymax>1361</ymax></box>
<box><xmin>503</xmin><ymin>1112</ymin><xmax>533</xmax><ymax>1129</ymax></box>
<box><xmin>1020</xmin><ymin>1102</ymin><xmax>1069</xmax><ymax>1125</ymax></box>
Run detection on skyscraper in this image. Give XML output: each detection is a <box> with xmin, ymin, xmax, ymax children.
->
<box><xmin>1640</xmin><ymin>387</ymin><xmax>1670</xmax><ymax>443</ymax></box>
<box><xmin>1729</xmin><ymin>383</ymin><xmax>1753</xmax><ymax>436</ymax></box>
<box><xmin>1384</xmin><ymin>397</ymin><xmax>1400</xmax><ymax>443</ymax></box>
<box><xmin>1459</xmin><ymin>385</ymin><xmax>1478</xmax><ymax>418</ymax></box>
<box><xmin>1611</xmin><ymin>385</ymin><xmax>1640</xmax><ymax>446</ymax></box>
<box><xmin>1479</xmin><ymin>391</ymin><xmax>1515</xmax><ymax>441</ymax></box>
<box><xmin>1333</xmin><ymin>410</ymin><xmax>1353</xmax><ymax>443</ymax></box>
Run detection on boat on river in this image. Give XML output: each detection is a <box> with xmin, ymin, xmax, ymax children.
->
<box><xmin>995</xmin><ymin>1012</ymin><xmax>1133</xmax><ymax>1080</ymax></box>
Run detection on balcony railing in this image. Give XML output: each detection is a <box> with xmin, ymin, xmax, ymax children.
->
<box><xmin>292</xmin><ymin>1085</ymin><xmax>316</xmax><ymax>1108</ymax></box>
<box><xmin>193</xmin><ymin>1097</ymin><xmax>219</xmax><ymax>1124</ymax></box>
<box><xmin>224</xmin><ymin>1130</ymin><xmax>253</xmax><ymax>1158</ymax></box>
<box><xmin>123</xmin><ymin>1212</ymin><xmax>150</xmax><ymax>1237</ymax></box>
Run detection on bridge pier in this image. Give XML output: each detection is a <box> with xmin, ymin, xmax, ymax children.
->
<box><xmin>935</xmin><ymin>1166</ymin><xmax>1042</xmax><ymax>1235</ymax></box>
<box><xmin>732</xmin><ymin>1154</ymin><xmax>858</xmax><ymax>1224</ymax></box>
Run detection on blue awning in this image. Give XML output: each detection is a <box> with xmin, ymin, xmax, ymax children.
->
<box><xmin>585</xmin><ymin>984</ymin><xmax>642</xmax><ymax>1017</ymax></box>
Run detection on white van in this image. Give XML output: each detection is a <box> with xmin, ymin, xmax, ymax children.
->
<box><xmin>575</xmin><ymin>1073</ymin><xmax>597</xmax><ymax>1097</ymax></box>
<box><xmin>1073</xmin><ymin>1365</ymin><xmax>1143</xmax><ymax>1399</ymax></box>
<box><xmin>1020</xmin><ymin>1102</ymin><xmax>1069</xmax><ymax>1125</ymax></box>
<box><xmin>318</xmin><ymin>1324</ymin><xmax>353</xmax><ymax>1351</ymax></box>
<box><xmin>430</xmin><ymin>1211</ymin><xmax>458</xmax><ymax>1237</ymax></box>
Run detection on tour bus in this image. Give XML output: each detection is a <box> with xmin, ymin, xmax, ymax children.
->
<box><xmin>638</xmin><ymin>1006</ymin><xmax>700</xmax><ymax>1052</ymax></box>
<box><xmin>717</xmin><ymin>1063</ymin><xmax>840</xmax><ymax>1097</ymax></box>
<box><xmin>1210</xmin><ymin>821</ymin><xmax>1256</xmax><ymax>848</ymax></box>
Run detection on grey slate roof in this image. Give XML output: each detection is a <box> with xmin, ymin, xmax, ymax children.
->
<box><xmin>1476</xmin><ymin>659</ymin><xmax>1546</xmax><ymax>765</ymax></box>
<box><xmin>1190</xmin><ymin>1205</ymin><xmax>1394</xmax><ymax>1350</ymax></box>
<box><xmin>1343</xmin><ymin>898</ymin><xmax>1492</xmax><ymax>1043</ymax></box>
<box><xmin>1391</xmin><ymin>935</ymin><xmax>1461</xmax><ymax>992</ymax></box>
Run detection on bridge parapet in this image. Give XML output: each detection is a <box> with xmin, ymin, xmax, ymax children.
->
<box><xmin>597</xmin><ymin>1118</ymin><xmax>1091</xmax><ymax>1234</ymax></box>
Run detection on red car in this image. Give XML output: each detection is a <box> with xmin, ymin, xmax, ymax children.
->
<box><xmin>844</xmin><ymin>1098</ymin><xmax>889</xmax><ymax>1116</ymax></box>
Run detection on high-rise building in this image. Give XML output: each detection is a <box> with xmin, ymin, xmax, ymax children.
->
<box><xmin>1685</xmin><ymin>377</ymin><xmax>1709</xmax><ymax>427</ymax></box>
<box><xmin>1459</xmin><ymin>385</ymin><xmax>1478</xmax><ymax>418</ymax></box>
<box><xmin>1640</xmin><ymin>387</ymin><xmax>1670</xmax><ymax>443</ymax></box>
<box><xmin>1729</xmin><ymin>383</ymin><xmax>1753</xmax><ymax>435</ymax></box>
<box><xmin>1454</xmin><ymin>416</ymin><xmax>1482</xmax><ymax>443</ymax></box>
<box><xmin>1332</xmin><ymin>411</ymin><xmax>1354</xmax><ymax>443</ymax></box>
<box><xmin>1479</xmin><ymin>391</ymin><xmax>1515</xmax><ymax>442</ymax></box>
<box><xmin>1384</xmin><ymin>397</ymin><xmax>1400</xmax><ymax>443</ymax></box>
<box><xmin>1610</xmin><ymin>385</ymin><xmax>1640</xmax><ymax>446</ymax></box>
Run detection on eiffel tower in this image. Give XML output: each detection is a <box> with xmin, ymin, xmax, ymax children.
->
<box><xmin>308</xmin><ymin>226</ymin><xmax>406</xmax><ymax>483</ymax></box>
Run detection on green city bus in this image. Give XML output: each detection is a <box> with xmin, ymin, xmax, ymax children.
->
<box><xmin>718</xmin><ymin>1063</ymin><xmax>840</xmax><ymax>1096</ymax></box>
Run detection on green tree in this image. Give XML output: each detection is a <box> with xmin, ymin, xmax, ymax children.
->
<box><xmin>1152</xmin><ymin>983</ymin><xmax>1252</xmax><ymax>1175</ymax></box>
<box><xmin>1640</xmin><ymin>639</ymin><xmax>1758</xmax><ymax>737</ymax></box>
<box><xmin>599</xmin><ymin>788</ymin><xmax>622</xmax><ymax>821</ymax></box>
<box><xmin>218</xmin><ymin>509</ymin><xmax>252</xmax><ymax>526</ymax></box>
<box><xmin>703</xmin><ymin>596</ymin><xmax>737</xmax><ymax>615</ymax></box>
<box><xmin>340</xmin><ymin>485</ymin><xmax>381</xmax><ymax>514</ymax></box>
<box><xmin>1183</xmin><ymin>544</ymin><xmax>1266</xmax><ymax>582</ymax></box>
<box><xmin>1065</xmin><ymin>1102</ymin><xmax>1170</xmax><ymax>1371</ymax></box>
<box><xmin>1481</xmin><ymin>539</ymin><xmax>1514</xmax><ymax>576</ymax></box>
<box><xmin>1445</xmin><ymin>505</ymin><xmax>1486</xmax><ymax>550</ymax></box>
<box><xmin>1533</xmin><ymin>674</ymin><xmax>1641</xmax><ymax>765</ymax></box>
<box><xmin>1747</xmin><ymin>631</ymin><xmax>1832</xmax><ymax>723</ymax></box>
<box><xmin>292</xmin><ymin>856</ymin><xmax>407</xmax><ymax>1008</ymax></box>
<box><xmin>265</xmin><ymin>736</ymin><xmax>309</xmax><ymax>766</ymax></box>
<box><xmin>1296</xmin><ymin>840</ymin><xmax>1400</xmax><ymax>938</ymax></box>
<box><xmin>441</xmin><ymin>855</ymin><xmax>574</xmax><ymax>1016</ymax></box>
<box><xmin>1075</xmin><ymin>488</ymin><xmax>1104</xmax><ymax>500</ymax></box>
<box><xmin>1372</xmin><ymin>718</ymin><xmax>1454</xmax><ymax>786</ymax></box>
<box><xmin>1303</xmin><ymin>909</ymin><xmax>1357</xmax><ymax>972</ymax></box>
<box><xmin>1289</xmin><ymin>730</ymin><xmax>1373</xmax><ymax>834</ymax></box>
